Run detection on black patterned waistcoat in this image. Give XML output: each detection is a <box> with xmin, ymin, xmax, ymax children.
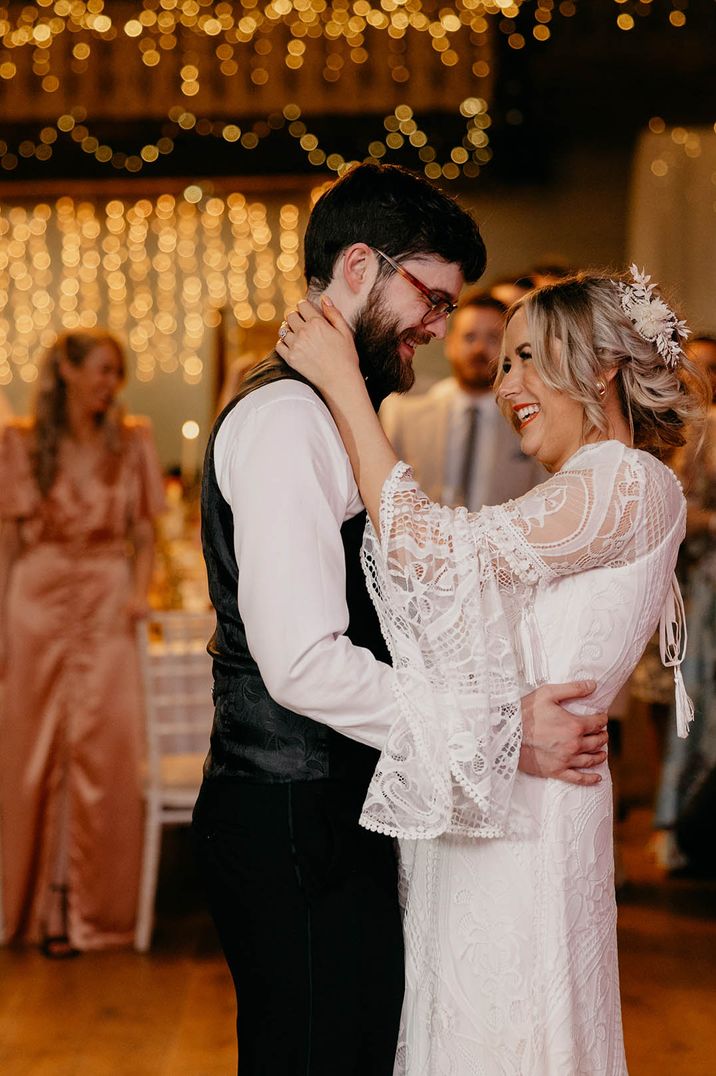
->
<box><xmin>200</xmin><ymin>357</ymin><xmax>390</xmax><ymax>785</ymax></box>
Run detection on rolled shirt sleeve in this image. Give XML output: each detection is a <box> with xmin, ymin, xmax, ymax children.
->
<box><xmin>214</xmin><ymin>381</ymin><xmax>397</xmax><ymax>751</ymax></box>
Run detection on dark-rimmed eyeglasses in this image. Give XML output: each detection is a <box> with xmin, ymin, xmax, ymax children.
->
<box><xmin>373</xmin><ymin>248</ymin><xmax>458</xmax><ymax>325</ymax></box>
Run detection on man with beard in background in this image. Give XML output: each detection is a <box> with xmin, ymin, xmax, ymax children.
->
<box><xmin>381</xmin><ymin>291</ymin><xmax>545</xmax><ymax>511</ymax></box>
<box><xmin>193</xmin><ymin>163</ymin><xmax>610</xmax><ymax>1076</ymax></box>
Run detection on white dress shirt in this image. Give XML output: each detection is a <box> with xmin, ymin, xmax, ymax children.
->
<box><xmin>442</xmin><ymin>387</ymin><xmax>499</xmax><ymax>511</ymax></box>
<box><xmin>213</xmin><ymin>380</ymin><xmax>397</xmax><ymax>752</ymax></box>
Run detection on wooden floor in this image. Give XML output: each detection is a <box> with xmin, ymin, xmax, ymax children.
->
<box><xmin>0</xmin><ymin>828</ymin><xmax>236</xmax><ymax>1076</ymax></box>
<box><xmin>1</xmin><ymin>814</ymin><xmax>714</xmax><ymax>1076</ymax></box>
<box><xmin>617</xmin><ymin>813</ymin><xmax>716</xmax><ymax>1075</ymax></box>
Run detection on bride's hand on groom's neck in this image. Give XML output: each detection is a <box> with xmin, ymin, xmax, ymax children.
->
<box><xmin>277</xmin><ymin>296</ymin><xmax>362</xmax><ymax>395</ymax></box>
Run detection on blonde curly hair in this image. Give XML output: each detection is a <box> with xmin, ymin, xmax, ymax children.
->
<box><xmin>32</xmin><ymin>330</ymin><xmax>126</xmax><ymax>496</ymax></box>
<box><xmin>494</xmin><ymin>272</ymin><xmax>710</xmax><ymax>460</ymax></box>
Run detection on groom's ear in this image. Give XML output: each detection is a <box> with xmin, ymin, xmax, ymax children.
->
<box><xmin>340</xmin><ymin>243</ymin><xmax>378</xmax><ymax>297</ymax></box>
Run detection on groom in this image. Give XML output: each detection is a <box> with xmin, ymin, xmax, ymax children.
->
<box><xmin>193</xmin><ymin>163</ymin><xmax>609</xmax><ymax>1075</ymax></box>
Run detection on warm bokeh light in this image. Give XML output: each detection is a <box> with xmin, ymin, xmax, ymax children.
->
<box><xmin>181</xmin><ymin>420</ymin><xmax>200</xmax><ymax>441</ymax></box>
<box><xmin>0</xmin><ymin>1</ymin><xmax>699</xmax><ymax>180</ymax></box>
<box><xmin>0</xmin><ymin>192</ymin><xmax>307</xmax><ymax>384</ymax></box>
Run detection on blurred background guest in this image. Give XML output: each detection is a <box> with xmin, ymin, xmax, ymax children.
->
<box><xmin>489</xmin><ymin>274</ymin><xmax>535</xmax><ymax>308</ymax></box>
<box><xmin>381</xmin><ymin>291</ymin><xmax>545</xmax><ymax>510</ymax></box>
<box><xmin>653</xmin><ymin>335</ymin><xmax>716</xmax><ymax>872</ymax></box>
<box><xmin>0</xmin><ymin>330</ymin><xmax>165</xmax><ymax>956</ymax></box>
<box><xmin>530</xmin><ymin>261</ymin><xmax>574</xmax><ymax>287</ymax></box>
<box><xmin>488</xmin><ymin>263</ymin><xmax>572</xmax><ymax>308</ymax></box>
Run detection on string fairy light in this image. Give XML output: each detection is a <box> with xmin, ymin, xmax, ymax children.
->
<box><xmin>0</xmin><ymin>100</ymin><xmax>492</xmax><ymax>180</ymax></box>
<box><xmin>0</xmin><ymin>2</ymin><xmax>699</xmax><ymax>182</ymax></box>
<box><xmin>0</xmin><ymin>188</ymin><xmax>316</xmax><ymax>384</ymax></box>
<box><xmin>645</xmin><ymin>118</ymin><xmax>713</xmax><ymax>190</ymax></box>
<box><xmin>0</xmin><ymin>0</ymin><xmax>694</xmax><ymax>73</ymax></box>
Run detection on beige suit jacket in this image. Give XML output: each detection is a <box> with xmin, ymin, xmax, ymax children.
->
<box><xmin>380</xmin><ymin>378</ymin><xmax>546</xmax><ymax>508</ymax></box>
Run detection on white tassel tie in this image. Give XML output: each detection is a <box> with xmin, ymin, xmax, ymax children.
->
<box><xmin>659</xmin><ymin>574</ymin><xmax>695</xmax><ymax>739</ymax></box>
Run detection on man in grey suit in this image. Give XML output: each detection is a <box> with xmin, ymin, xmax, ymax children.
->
<box><xmin>381</xmin><ymin>291</ymin><xmax>545</xmax><ymax>509</ymax></box>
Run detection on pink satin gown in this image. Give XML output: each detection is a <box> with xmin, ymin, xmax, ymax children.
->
<box><xmin>0</xmin><ymin>417</ymin><xmax>165</xmax><ymax>949</ymax></box>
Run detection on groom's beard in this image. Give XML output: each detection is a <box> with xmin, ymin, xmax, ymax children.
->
<box><xmin>353</xmin><ymin>292</ymin><xmax>429</xmax><ymax>409</ymax></box>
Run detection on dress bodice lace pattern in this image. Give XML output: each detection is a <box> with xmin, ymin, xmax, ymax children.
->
<box><xmin>360</xmin><ymin>440</ymin><xmax>686</xmax><ymax>1075</ymax></box>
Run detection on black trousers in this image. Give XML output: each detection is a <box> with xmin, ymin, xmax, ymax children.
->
<box><xmin>193</xmin><ymin>778</ymin><xmax>405</xmax><ymax>1076</ymax></box>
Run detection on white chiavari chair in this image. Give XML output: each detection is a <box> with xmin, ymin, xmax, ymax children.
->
<box><xmin>134</xmin><ymin>610</ymin><xmax>215</xmax><ymax>952</ymax></box>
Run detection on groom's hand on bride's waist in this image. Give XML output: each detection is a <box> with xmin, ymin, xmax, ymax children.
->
<box><xmin>518</xmin><ymin>680</ymin><xmax>608</xmax><ymax>786</ymax></box>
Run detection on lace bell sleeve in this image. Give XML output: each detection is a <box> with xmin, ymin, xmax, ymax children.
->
<box><xmin>360</xmin><ymin>463</ymin><xmax>534</xmax><ymax>840</ymax></box>
<box><xmin>359</xmin><ymin>444</ymin><xmax>684</xmax><ymax>840</ymax></box>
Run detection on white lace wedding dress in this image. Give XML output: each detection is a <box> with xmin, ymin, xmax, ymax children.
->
<box><xmin>359</xmin><ymin>440</ymin><xmax>688</xmax><ymax>1076</ymax></box>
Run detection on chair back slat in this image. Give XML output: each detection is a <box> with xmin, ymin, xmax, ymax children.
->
<box><xmin>137</xmin><ymin>611</ymin><xmax>215</xmax><ymax>785</ymax></box>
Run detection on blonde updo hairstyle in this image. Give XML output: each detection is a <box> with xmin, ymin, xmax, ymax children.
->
<box><xmin>32</xmin><ymin>329</ymin><xmax>126</xmax><ymax>496</ymax></box>
<box><xmin>495</xmin><ymin>272</ymin><xmax>709</xmax><ymax>460</ymax></box>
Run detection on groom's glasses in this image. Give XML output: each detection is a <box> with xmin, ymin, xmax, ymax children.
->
<box><xmin>373</xmin><ymin>248</ymin><xmax>458</xmax><ymax>326</ymax></box>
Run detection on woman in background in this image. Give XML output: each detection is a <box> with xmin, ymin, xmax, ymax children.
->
<box><xmin>0</xmin><ymin>330</ymin><xmax>165</xmax><ymax>955</ymax></box>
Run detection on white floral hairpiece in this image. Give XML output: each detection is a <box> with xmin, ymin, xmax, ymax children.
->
<box><xmin>617</xmin><ymin>264</ymin><xmax>689</xmax><ymax>370</ymax></box>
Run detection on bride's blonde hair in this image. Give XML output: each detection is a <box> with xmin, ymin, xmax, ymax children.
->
<box><xmin>494</xmin><ymin>272</ymin><xmax>710</xmax><ymax>459</ymax></box>
<box><xmin>32</xmin><ymin>329</ymin><xmax>126</xmax><ymax>496</ymax></box>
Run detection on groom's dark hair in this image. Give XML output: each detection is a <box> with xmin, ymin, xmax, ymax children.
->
<box><xmin>304</xmin><ymin>163</ymin><xmax>486</xmax><ymax>290</ymax></box>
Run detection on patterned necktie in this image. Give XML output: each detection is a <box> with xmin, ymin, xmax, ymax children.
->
<box><xmin>458</xmin><ymin>405</ymin><xmax>479</xmax><ymax>509</ymax></box>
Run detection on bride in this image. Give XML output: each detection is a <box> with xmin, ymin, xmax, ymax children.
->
<box><xmin>277</xmin><ymin>268</ymin><xmax>708</xmax><ymax>1074</ymax></box>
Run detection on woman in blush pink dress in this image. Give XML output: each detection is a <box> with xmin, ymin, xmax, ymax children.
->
<box><xmin>0</xmin><ymin>330</ymin><xmax>165</xmax><ymax>955</ymax></box>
